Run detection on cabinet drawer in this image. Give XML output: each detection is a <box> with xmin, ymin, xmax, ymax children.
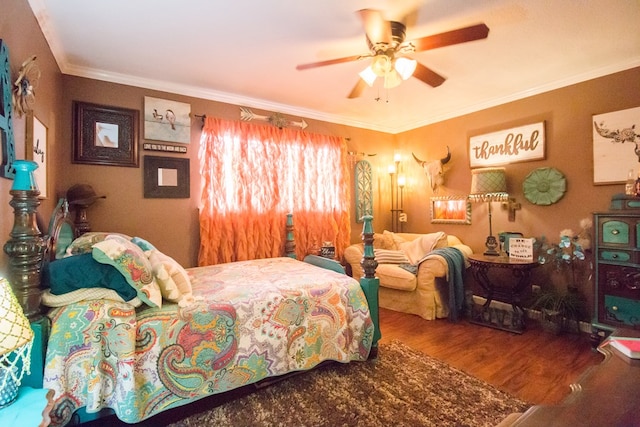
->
<box><xmin>603</xmin><ymin>295</ymin><xmax>640</xmax><ymax>326</ymax></box>
<box><xmin>598</xmin><ymin>249</ymin><xmax>634</xmax><ymax>263</ymax></box>
<box><xmin>598</xmin><ymin>264</ymin><xmax>640</xmax><ymax>297</ymax></box>
<box><xmin>601</xmin><ymin>219</ymin><xmax>630</xmax><ymax>245</ymax></box>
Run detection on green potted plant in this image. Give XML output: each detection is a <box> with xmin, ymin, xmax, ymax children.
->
<box><xmin>531</xmin><ymin>219</ymin><xmax>592</xmax><ymax>333</ymax></box>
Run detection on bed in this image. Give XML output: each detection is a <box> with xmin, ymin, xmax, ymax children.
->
<box><xmin>12</xmin><ymin>201</ymin><xmax>380</xmax><ymax>426</ymax></box>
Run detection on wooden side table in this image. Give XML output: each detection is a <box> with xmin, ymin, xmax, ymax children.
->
<box><xmin>468</xmin><ymin>254</ymin><xmax>539</xmax><ymax>333</ymax></box>
<box><xmin>0</xmin><ymin>387</ymin><xmax>54</xmax><ymax>427</ymax></box>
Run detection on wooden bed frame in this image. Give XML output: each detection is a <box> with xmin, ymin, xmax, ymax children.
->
<box><xmin>4</xmin><ymin>188</ymin><xmax>380</xmax><ymax>423</ymax></box>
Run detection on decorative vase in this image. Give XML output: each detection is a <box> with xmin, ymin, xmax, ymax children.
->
<box><xmin>11</xmin><ymin>160</ymin><xmax>39</xmax><ymax>192</ymax></box>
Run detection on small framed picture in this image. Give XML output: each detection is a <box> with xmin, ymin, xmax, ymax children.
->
<box><xmin>73</xmin><ymin>101</ymin><xmax>139</xmax><ymax>167</ymax></box>
<box><xmin>25</xmin><ymin>112</ymin><xmax>48</xmax><ymax>198</ymax></box>
<box><xmin>143</xmin><ymin>155</ymin><xmax>190</xmax><ymax>198</ymax></box>
<box><xmin>430</xmin><ymin>196</ymin><xmax>472</xmax><ymax>225</ymax></box>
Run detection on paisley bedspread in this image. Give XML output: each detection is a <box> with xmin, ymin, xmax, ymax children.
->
<box><xmin>43</xmin><ymin>257</ymin><xmax>373</xmax><ymax>425</ymax></box>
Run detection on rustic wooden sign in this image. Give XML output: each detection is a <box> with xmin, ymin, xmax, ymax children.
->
<box><xmin>469</xmin><ymin>122</ymin><xmax>545</xmax><ymax>167</ymax></box>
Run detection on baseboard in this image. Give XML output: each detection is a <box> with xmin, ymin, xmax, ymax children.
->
<box><xmin>471</xmin><ymin>295</ymin><xmax>592</xmax><ymax>334</ymax></box>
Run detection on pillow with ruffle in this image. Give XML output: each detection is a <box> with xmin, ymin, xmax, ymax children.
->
<box><xmin>63</xmin><ymin>232</ymin><xmax>132</xmax><ymax>258</ymax></box>
<box><xmin>92</xmin><ymin>235</ymin><xmax>161</xmax><ymax>307</ymax></box>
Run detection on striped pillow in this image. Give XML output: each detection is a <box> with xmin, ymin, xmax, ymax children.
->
<box><xmin>374</xmin><ymin>249</ymin><xmax>410</xmax><ymax>264</ymax></box>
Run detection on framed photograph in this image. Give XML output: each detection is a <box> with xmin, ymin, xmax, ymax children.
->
<box><xmin>73</xmin><ymin>101</ymin><xmax>139</xmax><ymax>167</ymax></box>
<box><xmin>144</xmin><ymin>96</ymin><xmax>191</xmax><ymax>144</ymax></box>
<box><xmin>469</xmin><ymin>121</ymin><xmax>545</xmax><ymax>168</ymax></box>
<box><xmin>25</xmin><ymin>112</ymin><xmax>48</xmax><ymax>198</ymax></box>
<box><xmin>592</xmin><ymin>106</ymin><xmax>640</xmax><ymax>184</ymax></box>
<box><xmin>430</xmin><ymin>196</ymin><xmax>471</xmax><ymax>225</ymax></box>
<box><xmin>144</xmin><ymin>155</ymin><xmax>190</xmax><ymax>198</ymax></box>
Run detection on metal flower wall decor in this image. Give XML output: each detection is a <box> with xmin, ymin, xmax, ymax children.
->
<box><xmin>523</xmin><ymin>167</ymin><xmax>566</xmax><ymax>205</ymax></box>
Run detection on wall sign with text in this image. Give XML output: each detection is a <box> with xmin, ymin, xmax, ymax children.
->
<box><xmin>469</xmin><ymin>122</ymin><xmax>545</xmax><ymax>167</ymax></box>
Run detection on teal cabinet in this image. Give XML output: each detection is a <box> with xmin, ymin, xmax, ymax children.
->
<box><xmin>592</xmin><ymin>211</ymin><xmax>640</xmax><ymax>342</ymax></box>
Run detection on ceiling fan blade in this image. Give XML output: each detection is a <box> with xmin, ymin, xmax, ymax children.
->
<box><xmin>296</xmin><ymin>54</ymin><xmax>364</xmax><ymax>70</ymax></box>
<box><xmin>358</xmin><ymin>9</ymin><xmax>392</xmax><ymax>45</ymax></box>
<box><xmin>410</xmin><ymin>23</ymin><xmax>489</xmax><ymax>52</ymax></box>
<box><xmin>347</xmin><ymin>79</ymin><xmax>368</xmax><ymax>99</ymax></box>
<box><xmin>413</xmin><ymin>62</ymin><xmax>446</xmax><ymax>88</ymax></box>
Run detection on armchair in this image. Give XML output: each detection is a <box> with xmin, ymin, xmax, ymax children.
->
<box><xmin>344</xmin><ymin>231</ymin><xmax>472</xmax><ymax>320</ymax></box>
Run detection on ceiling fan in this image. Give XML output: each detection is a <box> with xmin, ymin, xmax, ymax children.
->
<box><xmin>296</xmin><ymin>9</ymin><xmax>489</xmax><ymax>98</ymax></box>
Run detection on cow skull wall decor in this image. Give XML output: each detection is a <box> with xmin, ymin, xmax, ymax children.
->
<box><xmin>412</xmin><ymin>146</ymin><xmax>451</xmax><ymax>193</ymax></box>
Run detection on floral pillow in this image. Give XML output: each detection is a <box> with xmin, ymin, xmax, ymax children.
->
<box><xmin>63</xmin><ymin>232</ymin><xmax>132</xmax><ymax>258</ymax></box>
<box><xmin>92</xmin><ymin>234</ymin><xmax>161</xmax><ymax>307</ymax></box>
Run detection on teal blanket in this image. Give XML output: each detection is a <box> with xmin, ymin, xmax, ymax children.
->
<box><xmin>400</xmin><ymin>247</ymin><xmax>466</xmax><ymax>321</ymax></box>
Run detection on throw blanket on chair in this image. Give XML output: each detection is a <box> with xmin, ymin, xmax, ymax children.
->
<box><xmin>400</xmin><ymin>247</ymin><xmax>466</xmax><ymax>321</ymax></box>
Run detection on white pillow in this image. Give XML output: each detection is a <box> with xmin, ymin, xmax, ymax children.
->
<box><xmin>374</xmin><ymin>249</ymin><xmax>410</xmax><ymax>264</ymax></box>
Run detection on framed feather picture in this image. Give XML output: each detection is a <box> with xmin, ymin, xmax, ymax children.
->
<box><xmin>592</xmin><ymin>106</ymin><xmax>640</xmax><ymax>184</ymax></box>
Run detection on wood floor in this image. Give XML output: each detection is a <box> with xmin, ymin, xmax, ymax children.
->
<box><xmin>377</xmin><ymin>308</ymin><xmax>604</xmax><ymax>406</ymax></box>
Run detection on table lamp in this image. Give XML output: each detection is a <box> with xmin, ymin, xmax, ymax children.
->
<box><xmin>0</xmin><ymin>277</ymin><xmax>34</xmax><ymax>407</ymax></box>
<box><xmin>469</xmin><ymin>167</ymin><xmax>509</xmax><ymax>256</ymax></box>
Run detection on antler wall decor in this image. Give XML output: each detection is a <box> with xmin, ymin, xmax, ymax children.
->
<box><xmin>239</xmin><ymin>107</ymin><xmax>308</xmax><ymax>130</ymax></box>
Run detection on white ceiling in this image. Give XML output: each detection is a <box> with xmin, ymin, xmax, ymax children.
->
<box><xmin>29</xmin><ymin>0</ymin><xmax>640</xmax><ymax>134</ymax></box>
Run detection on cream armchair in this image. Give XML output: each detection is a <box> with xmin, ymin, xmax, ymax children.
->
<box><xmin>343</xmin><ymin>231</ymin><xmax>472</xmax><ymax>320</ymax></box>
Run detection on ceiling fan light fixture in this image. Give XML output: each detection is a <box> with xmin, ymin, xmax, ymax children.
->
<box><xmin>371</xmin><ymin>53</ymin><xmax>392</xmax><ymax>77</ymax></box>
<box><xmin>383</xmin><ymin>69</ymin><xmax>402</xmax><ymax>89</ymax></box>
<box><xmin>359</xmin><ymin>66</ymin><xmax>377</xmax><ymax>87</ymax></box>
<box><xmin>395</xmin><ymin>57</ymin><xmax>417</xmax><ymax>80</ymax></box>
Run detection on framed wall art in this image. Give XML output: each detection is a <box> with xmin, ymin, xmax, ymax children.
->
<box><xmin>73</xmin><ymin>101</ymin><xmax>139</xmax><ymax>167</ymax></box>
<box><xmin>469</xmin><ymin>121</ymin><xmax>545</xmax><ymax>168</ymax></box>
<box><xmin>0</xmin><ymin>39</ymin><xmax>16</xmax><ymax>179</ymax></box>
<box><xmin>25</xmin><ymin>112</ymin><xmax>48</xmax><ymax>198</ymax></box>
<box><xmin>144</xmin><ymin>96</ymin><xmax>191</xmax><ymax>144</ymax></box>
<box><xmin>592</xmin><ymin>106</ymin><xmax>640</xmax><ymax>184</ymax></box>
<box><xmin>430</xmin><ymin>196</ymin><xmax>471</xmax><ymax>225</ymax></box>
<box><xmin>143</xmin><ymin>155</ymin><xmax>190</xmax><ymax>198</ymax></box>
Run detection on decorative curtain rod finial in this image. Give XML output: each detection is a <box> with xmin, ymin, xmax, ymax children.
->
<box><xmin>239</xmin><ymin>107</ymin><xmax>307</xmax><ymax>130</ymax></box>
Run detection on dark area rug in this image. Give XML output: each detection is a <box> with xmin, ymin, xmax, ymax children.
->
<box><xmin>149</xmin><ymin>340</ymin><xmax>529</xmax><ymax>427</ymax></box>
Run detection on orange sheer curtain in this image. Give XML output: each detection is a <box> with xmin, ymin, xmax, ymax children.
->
<box><xmin>198</xmin><ymin>117</ymin><xmax>351</xmax><ymax>266</ymax></box>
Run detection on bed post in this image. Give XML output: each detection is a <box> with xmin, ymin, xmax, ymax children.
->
<box><xmin>285</xmin><ymin>213</ymin><xmax>296</xmax><ymax>259</ymax></box>
<box><xmin>358</xmin><ymin>215</ymin><xmax>380</xmax><ymax>358</ymax></box>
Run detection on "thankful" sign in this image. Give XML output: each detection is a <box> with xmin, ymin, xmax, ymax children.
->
<box><xmin>469</xmin><ymin>122</ymin><xmax>545</xmax><ymax>167</ymax></box>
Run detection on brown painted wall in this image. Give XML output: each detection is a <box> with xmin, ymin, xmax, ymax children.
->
<box><xmin>0</xmin><ymin>0</ymin><xmax>64</xmax><ymax>276</ymax></box>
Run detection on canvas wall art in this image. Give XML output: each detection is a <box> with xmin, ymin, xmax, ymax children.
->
<box><xmin>592</xmin><ymin>106</ymin><xmax>640</xmax><ymax>184</ymax></box>
<box><xmin>144</xmin><ymin>96</ymin><xmax>191</xmax><ymax>144</ymax></box>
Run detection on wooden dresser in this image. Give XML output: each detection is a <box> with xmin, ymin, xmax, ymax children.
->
<box><xmin>591</xmin><ymin>205</ymin><xmax>640</xmax><ymax>343</ymax></box>
<box><xmin>507</xmin><ymin>342</ymin><xmax>639</xmax><ymax>427</ymax></box>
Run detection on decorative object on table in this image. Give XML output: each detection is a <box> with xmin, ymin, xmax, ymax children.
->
<box><xmin>0</xmin><ymin>40</ymin><xmax>16</xmax><ymax>179</ymax></box>
<box><xmin>469</xmin><ymin>121</ymin><xmax>545</xmax><ymax>168</ymax></box>
<box><xmin>144</xmin><ymin>96</ymin><xmax>191</xmax><ymax>144</ymax></box>
<box><xmin>354</xmin><ymin>160</ymin><xmax>373</xmax><ymax>223</ymax></box>
<box><xmin>25</xmin><ymin>111</ymin><xmax>48</xmax><ymax>198</ymax></box>
<box><xmin>508</xmin><ymin>237</ymin><xmax>535</xmax><ymax>261</ymax></box>
<box><xmin>239</xmin><ymin>107</ymin><xmax>308</xmax><ymax>130</ymax></box>
<box><xmin>498</xmin><ymin>231</ymin><xmax>523</xmax><ymax>256</ymax></box>
<box><xmin>468</xmin><ymin>167</ymin><xmax>509</xmax><ymax>256</ymax></box>
<box><xmin>430</xmin><ymin>195</ymin><xmax>471</xmax><ymax>224</ymax></box>
<box><xmin>11</xmin><ymin>55</ymin><xmax>39</xmax><ymax>118</ymax></box>
<box><xmin>3</xmin><ymin>160</ymin><xmax>47</xmax><ymax>320</ymax></box>
<box><xmin>0</xmin><ymin>277</ymin><xmax>35</xmax><ymax>407</ymax></box>
<box><xmin>66</xmin><ymin>183</ymin><xmax>105</xmax><ymax>235</ymax></box>
<box><xmin>73</xmin><ymin>101</ymin><xmax>139</xmax><ymax>167</ymax></box>
<box><xmin>523</xmin><ymin>167</ymin><xmax>566</xmax><ymax>205</ymax></box>
<box><xmin>388</xmin><ymin>152</ymin><xmax>406</xmax><ymax>232</ymax></box>
<box><xmin>592</xmin><ymin>106</ymin><xmax>640</xmax><ymax>184</ymax></box>
<box><xmin>143</xmin><ymin>156</ymin><xmax>190</xmax><ymax>198</ymax></box>
<box><xmin>624</xmin><ymin>169</ymin><xmax>636</xmax><ymax>196</ymax></box>
<box><xmin>411</xmin><ymin>146</ymin><xmax>451</xmax><ymax>193</ymax></box>
<box><xmin>319</xmin><ymin>241</ymin><xmax>336</xmax><ymax>259</ymax></box>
